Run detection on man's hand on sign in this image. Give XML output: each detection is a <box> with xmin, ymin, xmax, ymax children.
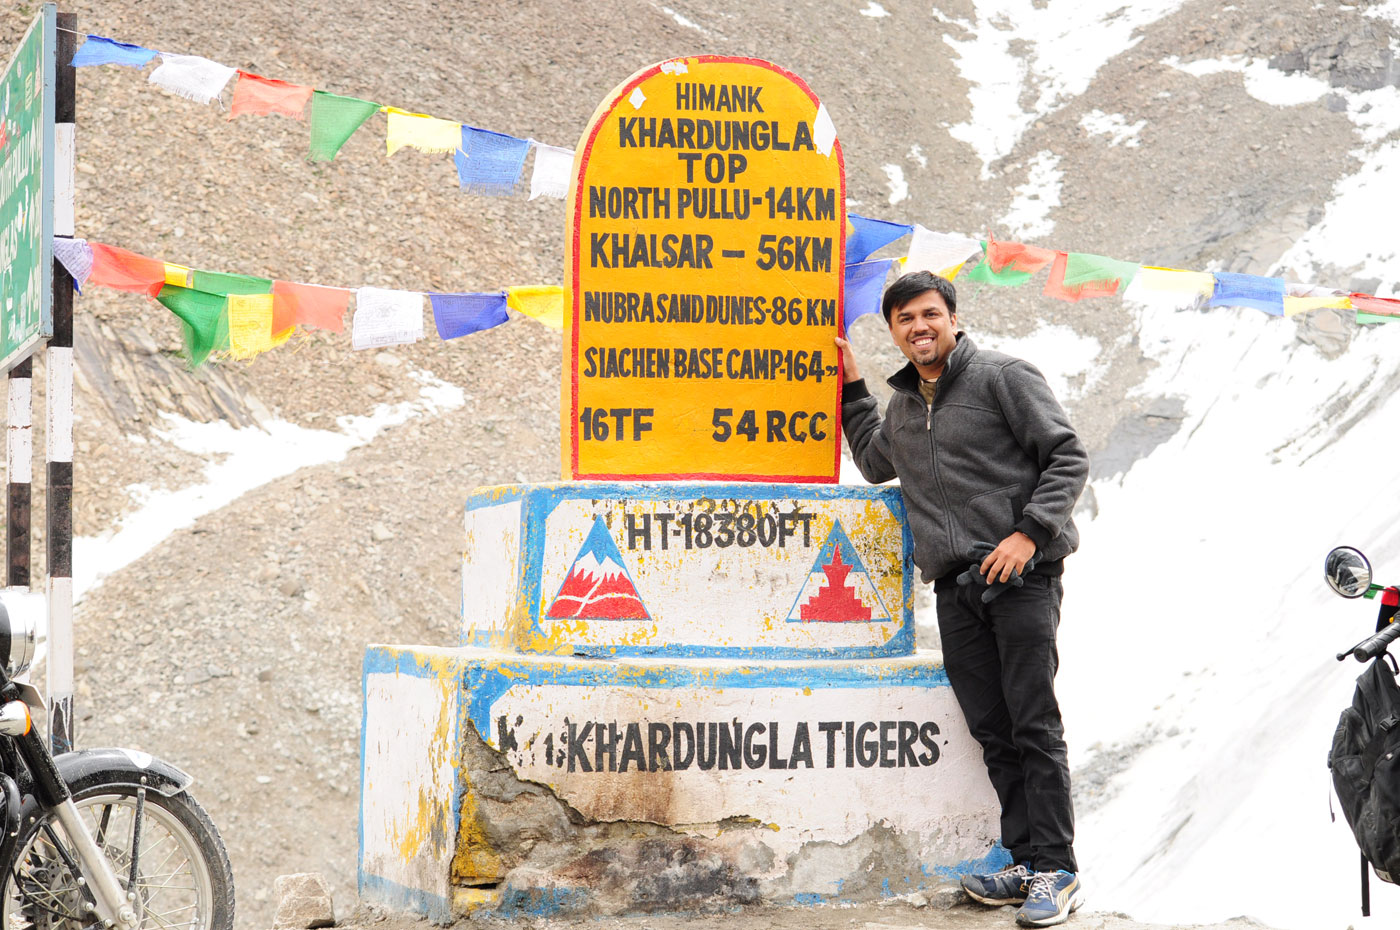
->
<box><xmin>835</xmin><ymin>336</ymin><xmax>862</xmax><ymax>383</ymax></box>
<box><xmin>979</xmin><ymin>531</ymin><xmax>1037</xmax><ymax>584</ymax></box>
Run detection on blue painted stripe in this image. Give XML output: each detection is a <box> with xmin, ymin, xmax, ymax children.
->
<box><xmin>466</xmin><ymin>481</ymin><xmax>903</xmax><ymax>512</ymax></box>
<box><xmin>928</xmin><ymin>843</ymin><xmax>1014</xmax><ymax>882</ymax></box>
<box><xmin>358</xmin><ymin>872</ymin><xmax>452</xmax><ymax>923</ymax></box>
<box><xmin>357</xmin><ymin>653</ymin><xmax>370</xmax><ymax>885</ymax></box>
<box><xmin>364</xmin><ymin>645</ymin><xmax>950</xmax><ymax>742</ymax></box>
<box><xmin>493</xmin><ymin>885</ymin><xmax>590</xmax><ymax>918</ymax></box>
<box><xmin>464</xmin><ymin>626</ymin><xmax>915</xmax><ymax>660</ymax></box>
<box><xmin>567</xmin><ymin>633</ymin><xmax>915</xmax><ymax>660</ymax></box>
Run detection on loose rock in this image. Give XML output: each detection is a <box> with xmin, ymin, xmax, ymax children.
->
<box><xmin>272</xmin><ymin>872</ymin><xmax>336</xmax><ymax>929</ymax></box>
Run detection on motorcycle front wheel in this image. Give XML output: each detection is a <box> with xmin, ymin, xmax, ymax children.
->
<box><xmin>1</xmin><ymin>780</ymin><xmax>234</xmax><ymax>930</ymax></box>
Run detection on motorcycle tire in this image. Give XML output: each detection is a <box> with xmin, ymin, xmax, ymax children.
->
<box><xmin>0</xmin><ymin>779</ymin><xmax>234</xmax><ymax>930</ymax></box>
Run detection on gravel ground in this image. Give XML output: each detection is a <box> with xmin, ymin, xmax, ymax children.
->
<box><xmin>2</xmin><ymin>0</ymin><xmax>1393</xmax><ymax>927</ymax></box>
<box><xmin>337</xmin><ymin>900</ymin><xmax>1273</xmax><ymax>930</ymax></box>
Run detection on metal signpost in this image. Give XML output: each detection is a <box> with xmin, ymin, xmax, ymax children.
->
<box><xmin>2</xmin><ymin>4</ymin><xmax>77</xmax><ymax>753</ymax></box>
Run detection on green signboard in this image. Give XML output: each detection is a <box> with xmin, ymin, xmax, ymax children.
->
<box><xmin>0</xmin><ymin>5</ymin><xmax>55</xmax><ymax>371</ymax></box>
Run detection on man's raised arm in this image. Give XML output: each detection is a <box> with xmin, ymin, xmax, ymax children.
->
<box><xmin>836</xmin><ymin>336</ymin><xmax>897</xmax><ymax>485</ymax></box>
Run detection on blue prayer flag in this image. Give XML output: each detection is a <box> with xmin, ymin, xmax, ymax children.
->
<box><xmin>1209</xmin><ymin>272</ymin><xmax>1286</xmax><ymax>316</ymax></box>
<box><xmin>843</xmin><ymin>259</ymin><xmax>894</xmax><ymax>332</ymax></box>
<box><xmin>71</xmin><ymin>35</ymin><xmax>159</xmax><ymax>69</ymax></box>
<box><xmin>430</xmin><ymin>292</ymin><xmax>510</xmax><ymax>339</ymax></box>
<box><xmin>454</xmin><ymin>126</ymin><xmax>532</xmax><ymax>196</ymax></box>
<box><xmin>847</xmin><ymin>214</ymin><xmax>913</xmax><ymax>264</ymax></box>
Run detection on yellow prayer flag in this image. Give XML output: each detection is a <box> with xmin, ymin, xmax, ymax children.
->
<box><xmin>164</xmin><ymin>263</ymin><xmax>192</xmax><ymax>288</ymax></box>
<box><xmin>898</xmin><ymin>256</ymin><xmax>966</xmax><ymax>280</ymax></box>
<box><xmin>1135</xmin><ymin>266</ymin><xmax>1214</xmax><ymax>296</ymax></box>
<box><xmin>383</xmin><ymin>106</ymin><xmax>462</xmax><ymax>156</ymax></box>
<box><xmin>507</xmin><ymin>285</ymin><xmax>564</xmax><ymax>330</ymax></box>
<box><xmin>228</xmin><ymin>293</ymin><xmax>293</xmax><ymax>360</ymax></box>
<box><xmin>1284</xmin><ymin>295</ymin><xmax>1352</xmax><ymax>317</ymax></box>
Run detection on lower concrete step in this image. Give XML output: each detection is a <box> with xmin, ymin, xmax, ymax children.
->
<box><xmin>359</xmin><ymin>645</ymin><xmax>1006</xmax><ymax>920</ymax></box>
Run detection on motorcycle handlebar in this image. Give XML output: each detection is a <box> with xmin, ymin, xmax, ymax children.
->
<box><xmin>1349</xmin><ymin>622</ymin><xmax>1400</xmax><ymax>662</ymax></box>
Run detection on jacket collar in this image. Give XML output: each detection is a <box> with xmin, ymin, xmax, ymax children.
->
<box><xmin>886</xmin><ymin>332</ymin><xmax>975</xmax><ymax>397</ymax></box>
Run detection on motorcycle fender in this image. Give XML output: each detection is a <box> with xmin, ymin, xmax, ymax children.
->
<box><xmin>50</xmin><ymin>748</ymin><xmax>194</xmax><ymax>799</ymax></box>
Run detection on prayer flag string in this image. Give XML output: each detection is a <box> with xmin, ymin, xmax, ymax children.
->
<box><xmin>66</xmin><ymin>233</ymin><xmax>1397</xmax><ymax>375</ymax></box>
<box><xmin>68</xmin><ymin>31</ymin><xmax>567</xmax><ymax>199</ymax></box>
<box><xmin>50</xmin><ymin>29</ymin><xmax>1399</xmax><ymax>308</ymax></box>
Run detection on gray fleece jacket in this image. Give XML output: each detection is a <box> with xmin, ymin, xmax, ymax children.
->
<box><xmin>842</xmin><ymin>333</ymin><xmax>1089</xmax><ymax>584</ymax></box>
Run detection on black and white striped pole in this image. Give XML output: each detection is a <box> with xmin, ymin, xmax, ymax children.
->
<box><xmin>6</xmin><ymin>360</ymin><xmax>32</xmax><ymax>592</ymax></box>
<box><xmin>47</xmin><ymin>10</ymin><xmax>77</xmax><ymax>754</ymax></box>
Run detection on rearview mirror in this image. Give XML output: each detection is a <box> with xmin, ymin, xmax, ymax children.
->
<box><xmin>1325</xmin><ymin>546</ymin><xmax>1372</xmax><ymax>599</ymax></box>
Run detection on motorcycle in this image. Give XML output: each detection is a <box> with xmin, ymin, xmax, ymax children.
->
<box><xmin>1325</xmin><ymin>546</ymin><xmax>1400</xmax><ymax>918</ymax></box>
<box><xmin>0</xmin><ymin>594</ymin><xmax>234</xmax><ymax>930</ymax></box>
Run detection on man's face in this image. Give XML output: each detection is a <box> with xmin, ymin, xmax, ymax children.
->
<box><xmin>888</xmin><ymin>289</ymin><xmax>958</xmax><ymax>377</ymax></box>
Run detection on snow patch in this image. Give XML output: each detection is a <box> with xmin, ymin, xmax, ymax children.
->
<box><xmin>72</xmin><ymin>368</ymin><xmax>467</xmax><ymax>601</ymax></box>
<box><xmin>998</xmin><ymin>150</ymin><xmax>1062</xmax><ymax>239</ymax></box>
<box><xmin>858</xmin><ymin>2</ymin><xmax>889</xmax><ymax>18</ymax></box>
<box><xmin>1166</xmin><ymin>55</ymin><xmax>1400</xmax><ymax>294</ymax></box>
<box><xmin>908</xmin><ymin>143</ymin><xmax>927</xmax><ymax>168</ymax></box>
<box><xmin>977</xmin><ymin>322</ymin><xmax>1104</xmax><ymax>402</ymax></box>
<box><xmin>1068</xmin><ymin>302</ymin><xmax>1400</xmax><ymax>929</ymax></box>
<box><xmin>882</xmin><ymin>164</ymin><xmax>908</xmax><ymax>204</ymax></box>
<box><xmin>1079</xmin><ymin>109</ymin><xmax>1145</xmax><ymax>147</ymax></box>
<box><xmin>1162</xmin><ymin>54</ymin><xmax>1329</xmax><ymax>106</ymax></box>
<box><xmin>1274</xmin><ymin>137</ymin><xmax>1400</xmax><ymax>295</ymax></box>
<box><xmin>943</xmin><ymin>0</ymin><xmax>1187</xmax><ymax>176</ymax></box>
<box><xmin>1366</xmin><ymin>0</ymin><xmax>1400</xmax><ymax>22</ymax></box>
<box><xmin>659</xmin><ymin>5</ymin><xmax>708</xmax><ymax>34</ymax></box>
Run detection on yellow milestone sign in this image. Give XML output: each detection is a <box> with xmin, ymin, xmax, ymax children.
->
<box><xmin>564</xmin><ymin>56</ymin><xmax>846</xmax><ymax>482</ymax></box>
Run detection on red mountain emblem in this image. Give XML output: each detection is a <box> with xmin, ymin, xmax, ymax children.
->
<box><xmin>546</xmin><ymin>517</ymin><xmax>650</xmax><ymax>621</ymax></box>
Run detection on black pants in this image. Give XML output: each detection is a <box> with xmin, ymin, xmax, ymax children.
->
<box><xmin>936</xmin><ymin>573</ymin><xmax>1076</xmax><ymax>872</ymax></box>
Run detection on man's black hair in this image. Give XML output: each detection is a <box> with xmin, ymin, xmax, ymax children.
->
<box><xmin>881</xmin><ymin>271</ymin><xmax>957</xmax><ymax>324</ymax></box>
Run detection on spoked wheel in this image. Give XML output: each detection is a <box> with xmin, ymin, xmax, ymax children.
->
<box><xmin>2</xmin><ymin>782</ymin><xmax>233</xmax><ymax>930</ymax></box>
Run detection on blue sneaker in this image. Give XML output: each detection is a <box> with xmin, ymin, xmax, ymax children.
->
<box><xmin>960</xmin><ymin>862</ymin><xmax>1032</xmax><ymax>905</ymax></box>
<box><xmin>1015</xmin><ymin>870</ymin><xmax>1084</xmax><ymax>926</ymax></box>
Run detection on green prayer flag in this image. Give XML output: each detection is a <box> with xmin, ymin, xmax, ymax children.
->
<box><xmin>192</xmin><ymin>270</ymin><xmax>273</xmax><ymax>297</ymax></box>
<box><xmin>1357</xmin><ymin>311</ymin><xmax>1398</xmax><ymax>325</ymax></box>
<box><xmin>967</xmin><ymin>262</ymin><xmax>1033</xmax><ymax>286</ymax></box>
<box><xmin>1062</xmin><ymin>253</ymin><xmax>1139</xmax><ymax>290</ymax></box>
<box><xmin>157</xmin><ymin>284</ymin><xmax>230</xmax><ymax>368</ymax></box>
<box><xmin>309</xmin><ymin>91</ymin><xmax>380</xmax><ymax>162</ymax></box>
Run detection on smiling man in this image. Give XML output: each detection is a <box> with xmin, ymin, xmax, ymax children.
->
<box><xmin>837</xmin><ymin>271</ymin><xmax>1089</xmax><ymax>927</ymax></box>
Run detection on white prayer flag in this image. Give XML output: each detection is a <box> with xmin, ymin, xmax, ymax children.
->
<box><xmin>52</xmin><ymin>237</ymin><xmax>93</xmax><ymax>289</ymax></box>
<box><xmin>529</xmin><ymin>143</ymin><xmax>574</xmax><ymax>201</ymax></box>
<box><xmin>148</xmin><ymin>54</ymin><xmax>237</xmax><ymax>105</ymax></box>
<box><xmin>904</xmin><ymin>226</ymin><xmax>981</xmax><ymax>277</ymax></box>
<box><xmin>352</xmin><ymin>287</ymin><xmax>424</xmax><ymax>350</ymax></box>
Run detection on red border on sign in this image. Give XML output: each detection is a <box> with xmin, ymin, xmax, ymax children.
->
<box><xmin>568</xmin><ymin>56</ymin><xmax>848</xmax><ymax>484</ymax></box>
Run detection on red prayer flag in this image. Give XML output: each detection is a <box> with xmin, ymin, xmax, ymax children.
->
<box><xmin>985</xmin><ymin>235</ymin><xmax>1056</xmax><ymax>275</ymax></box>
<box><xmin>88</xmin><ymin>243</ymin><xmax>166</xmax><ymax>296</ymax></box>
<box><xmin>1350</xmin><ymin>293</ymin><xmax>1400</xmax><ymax>317</ymax></box>
<box><xmin>229</xmin><ymin>71</ymin><xmax>314</xmax><ymax>121</ymax></box>
<box><xmin>272</xmin><ymin>280</ymin><xmax>350</xmax><ymax>332</ymax></box>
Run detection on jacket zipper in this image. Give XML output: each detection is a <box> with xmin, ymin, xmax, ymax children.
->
<box><xmin>888</xmin><ymin>337</ymin><xmax>966</xmax><ymax>572</ymax></box>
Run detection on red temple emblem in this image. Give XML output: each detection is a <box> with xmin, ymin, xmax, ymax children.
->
<box><xmin>787</xmin><ymin>521</ymin><xmax>890</xmax><ymax>623</ymax></box>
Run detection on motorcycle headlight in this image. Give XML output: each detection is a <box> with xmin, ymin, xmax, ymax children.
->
<box><xmin>0</xmin><ymin>591</ymin><xmax>41</xmax><ymax>679</ymax></box>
